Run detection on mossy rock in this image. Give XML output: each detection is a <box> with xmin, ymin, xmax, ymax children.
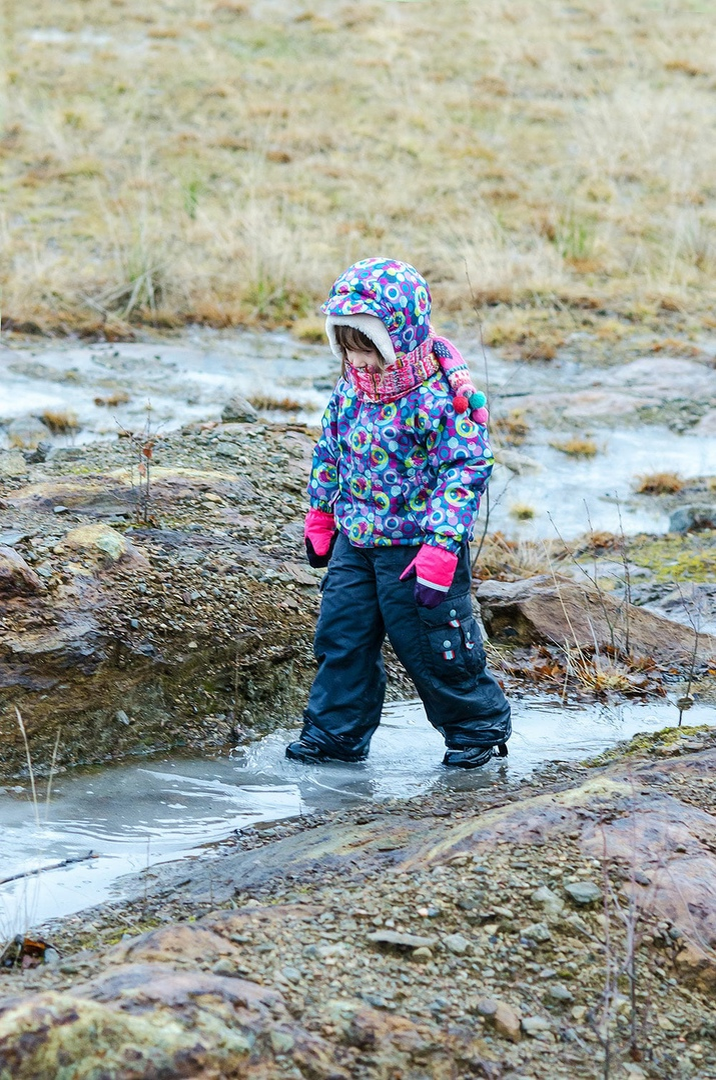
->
<box><xmin>585</xmin><ymin>724</ymin><xmax>711</xmax><ymax>767</ymax></box>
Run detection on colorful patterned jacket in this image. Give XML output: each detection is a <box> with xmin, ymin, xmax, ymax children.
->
<box><xmin>307</xmin><ymin>372</ymin><xmax>494</xmax><ymax>553</ymax></box>
<box><xmin>308</xmin><ymin>257</ymin><xmax>494</xmax><ymax>553</ymax></box>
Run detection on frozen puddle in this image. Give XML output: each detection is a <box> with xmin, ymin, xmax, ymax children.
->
<box><xmin>0</xmin><ymin>694</ymin><xmax>708</xmax><ymax>933</ymax></box>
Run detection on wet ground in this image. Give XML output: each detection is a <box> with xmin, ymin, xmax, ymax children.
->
<box><xmin>0</xmin><ymin>692</ymin><xmax>707</xmax><ymax>933</ymax></box>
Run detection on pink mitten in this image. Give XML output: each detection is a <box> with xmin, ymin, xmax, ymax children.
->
<box><xmin>304</xmin><ymin>508</ymin><xmax>337</xmax><ymax>568</ymax></box>
<box><xmin>400</xmin><ymin>544</ymin><xmax>458</xmax><ymax>608</ymax></box>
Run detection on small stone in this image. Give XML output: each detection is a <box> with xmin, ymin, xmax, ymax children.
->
<box><xmin>547</xmin><ymin>984</ymin><xmax>574</xmax><ymax>1004</ymax></box>
<box><xmin>494</xmin><ymin>1001</ymin><xmax>522</xmax><ymax>1042</ymax></box>
<box><xmin>212</xmin><ymin>958</ymin><xmax>236</xmax><ymax>976</ymax></box>
<box><xmin>53</xmin><ymin>505</ymin><xmax>70</xmax><ymax>515</ymax></box>
<box><xmin>411</xmin><ymin>946</ymin><xmax>433</xmax><ymax>961</ymax></box>
<box><xmin>523</xmin><ymin>922</ymin><xmax>552</xmax><ymax>943</ymax></box>
<box><xmin>366</xmin><ymin>930</ymin><xmax>437</xmax><ymax>950</ymax></box>
<box><xmin>0</xmin><ymin>546</ymin><xmax>43</xmax><ymax>598</ymax></box>
<box><xmin>564</xmin><ymin>881</ymin><xmax>602</xmax><ymax>906</ymax></box>
<box><xmin>443</xmin><ymin>932</ymin><xmax>470</xmax><ymax>955</ymax></box>
<box><xmin>43</xmin><ymin>948</ymin><xmax>60</xmax><ymax>967</ymax></box>
<box><xmin>530</xmin><ymin>885</ymin><xmax>565</xmax><ymax>920</ymax></box>
<box><xmin>221</xmin><ymin>395</ymin><xmax>258</xmax><ymax>423</ymax></box>
<box><xmin>115</xmin><ymin>710</ymin><xmax>131</xmax><ymax>726</ymax></box>
<box><xmin>269</xmin><ymin>1029</ymin><xmax>295</xmax><ymax>1054</ymax></box>
<box><xmin>60</xmin><ymin>524</ymin><xmax>129</xmax><ymax>563</ymax></box>
<box><xmin>474</xmin><ymin>997</ymin><xmax>498</xmax><ymax>1018</ymax></box>
<box><xmin>0</xmin><ymin>450</ymin><xmax>28</xmax><ymax>478</ymax></box>
<box><xmin>521</xmin><ymin>1015</ymin><xmax>552</xmax><ymax>1037</ymax></box>
<box><xmin>281</xmin><ymin>966</ymin><xmax>302</xmax><ymax>984</ymax></box>
<box><xmin>571</xmin><ymin>1005</ymin><xmax>587</xmax><ymax>1021</ymax></box>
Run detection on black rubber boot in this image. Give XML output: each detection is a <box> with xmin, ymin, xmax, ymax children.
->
<box><xmin>285</xmin><ymin>740</ymin><xmax>366</xmax><ymax>765</ymax></box>
<box><xmin>442</xmin><ymin>745</ymin><xmax>496</xmax><ymax>769</ymax></box>
<box><xmin>285</xmin><ymin>740</ymin><xmax>330</xmax><ymax>764</ymax></box>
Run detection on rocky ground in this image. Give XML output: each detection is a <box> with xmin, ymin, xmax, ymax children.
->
<box><xmin>0</xmin><ymin>410</ymin><xmax>418</xmax><ymax>779</ymax></box>
<box><xmin>1</xmin><ymin>726</ymin><xmax>715</xmax><ymax>1079</ymax></box>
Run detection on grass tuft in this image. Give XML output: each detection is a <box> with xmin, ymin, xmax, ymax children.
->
<box><xmin>635</xmin><ymin>472</ymin><xmax>684</xmax><ymax>495</ymax></box>
<box><xmin>550</xmin><ymin>437</ymin><xmax>599</xmax><ymax>457</ymax></box>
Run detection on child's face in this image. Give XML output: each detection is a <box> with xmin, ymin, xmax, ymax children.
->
<box><xmin>345</xmin><ymin>347</ymin><xmax>382</xmax><ymax>370</ymax></box>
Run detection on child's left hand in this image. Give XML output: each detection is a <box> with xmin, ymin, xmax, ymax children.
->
<box><xmin>400</xmin><ymin>545</ymin><xmax>458</xmax><ymax>609</ymax></box>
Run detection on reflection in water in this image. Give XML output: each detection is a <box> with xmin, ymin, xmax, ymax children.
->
<box><xmin>0</xmin><ymin>693</ymin><xmax>705</xmax><ymax>932</ymax></box>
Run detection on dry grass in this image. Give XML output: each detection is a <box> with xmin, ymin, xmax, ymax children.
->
<box><xmin>248</xmin><ymin>394</ymin><xmax>303</xmax><ymax>412</ymax></box>
<box><xmin>1</xmin><ymin>0</ymin><xmax>715</xmax><ymax>338</ymax></box>
<box><xmin>635</xmin><ymin>471</ymin><xmax>685</xmax><ymax>495</ymax></box>
<box><xmin>475</xmin><ymin>532</ymin><xmax>561</xmax><ymax>580</ymax></box>
<box><xmin>39</xmin><ymin>409</ymin><xmax>79</xmax><ymax>434</ymax></box>
<box><xmin>550</xmin><ymin>436</ymin><xmax>599</xmax><ymax>457</ymax></box>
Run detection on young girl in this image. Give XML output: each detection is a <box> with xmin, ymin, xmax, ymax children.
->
<box><xmin>287</xmin><ymin>258</ymin><xmax>511</xmax><ymax>769</ymax></box>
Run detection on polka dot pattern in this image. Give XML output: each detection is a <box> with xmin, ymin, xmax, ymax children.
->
<box><xmin>308</xmin><ymin>373</ymin><xmax>494</xmax><ymax>552</ymax></box>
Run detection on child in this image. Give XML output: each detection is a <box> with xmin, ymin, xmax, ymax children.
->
<box><xmin>286</xmin><ymin>258</ymin><xmax>511</xmax><ymax>769</ymax></box>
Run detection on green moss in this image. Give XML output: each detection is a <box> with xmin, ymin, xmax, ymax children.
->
<box><xmin>585</xmin><ymin>724</ymin><xmax>710</xmax><ymax>767</ymax></box>
<box><xmin>628</xmin><ymin>532</ymin><xmax>716</xmax><ymax>583</ymax></box>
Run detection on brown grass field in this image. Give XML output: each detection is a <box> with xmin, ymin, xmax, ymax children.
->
<box><xmin>0</xmin><ymin>0</ymin><xmax>714</xmax><ymax>345</ymax></box>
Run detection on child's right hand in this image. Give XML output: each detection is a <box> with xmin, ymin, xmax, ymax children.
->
<box><xmin>304</xmin><ymin>508</ymin><xmax>337</xmax><ymax>568</ymax></box>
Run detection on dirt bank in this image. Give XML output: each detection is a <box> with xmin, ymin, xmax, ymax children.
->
<box><xmin>1</xmin><ymin>727</ymin><xmax>715</xmax><ymax>1079</ymax></box>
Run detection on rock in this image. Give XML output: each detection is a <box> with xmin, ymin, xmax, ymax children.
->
<box><xmin>366</xmin><ymin>930</ymin><xmax>437</xmax><ymax>951</ymax></box>
<box><xmin>0</xmin><ymin>546</ymin><xmax>43</xmax><ymax>597</ymax></box>
<box><xmin>0</xmin><ymin>450</ymin><xmax>28</xmax><ymax>478</ymax></box>
<box><xmin>522</xmin><ymin>922</ymin><xmax>552</xmax><ymax>943</ymax></box>
<box><xmin>443</xmin><ymin>932</ymin><xmax>471</xmax><ymax>955</ymax></box>
<box><xmin>530</xmin><ymin>885</ymin><xmax>565</xmax><ymax>921</ymax></box>
<box><xmin>58</xmin><ymin>524</ymin><xmax>148</xmax><ymax>567</ymax></box>
<box><xmin>0</xmin><ymin>967</ymin><xmax>344</xmax><ymax>1080</ymax></box>
<box><xmin>221</xmin><ymin>395</ymin><xmax>258</xmax><ymax>423</ymax></box>
<box><xmin>411</xmin><ymin>946</ymin><xmax>433</xmax><ymax>961</ymax></box>
<box><xmin>473</xmin><ymin>997</ymin><xmax>498</xmax><ymax>1018</ymax></box>
<box><xmin>23</xmin><ymin>441</ymin><xmax>52</xmax><ymax>465</ymax></box>
<box><xmin>547</xmin><ymin>983</ymin><xmax>574</xmax><ymax>1003</ymax></box>
<box><xmin>215</xmin><ymin>442</ymin><xmax>242</xmax><ymax>459</ymax></box>
<box><xmin>477</xmin><ymin>574</ymin><xmax>716</xmax><ymax>664</ymax></box>
<box><xmin>521</xmin><ymin>1015</ymin><xmax>552</xmax><ymax>1037</ymax></box>
<box><xmin>212</xmin><ymin>957</ymin><xmax>236</xmax><ymax>976</ymax></box>
<box><xmin>669</xmin><ymin>505</ymin><xmax>716</xmax><ymax>534</ymax></box>
<box><xmin>564</xmin><ymin>881</ymin><xmax>602</xmax><ymax>906</ymax></box>
<box><xmin>7</xmin><ymin>416</ymin><xmax>52</xmax><ymax>450</ymax></box>
<box><xmin>494</xmin><ymin>1000</ymin><xmax>522</xmax><ymax>1042</ymax></box>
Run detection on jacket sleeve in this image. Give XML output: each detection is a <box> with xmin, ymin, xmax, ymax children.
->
<box><xmin>421</xmin><ymin>401</ymin><xmax>494</xmax><ymax>553</ymax></box>
<box><xmin>307</xmin><ymin>389</ymin><xmax>340</xmax><ymax>513</ymax></box>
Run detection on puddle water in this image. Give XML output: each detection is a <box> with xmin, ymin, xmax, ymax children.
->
<box><xmin>0</xmin><ymin>694</ymin><xmax>705</xmax><ymax>933</ymax></box>
<box><xmin>4</xmin><ymin>331</ymin><xmax>716</xmax><ymax>539</ymax></box>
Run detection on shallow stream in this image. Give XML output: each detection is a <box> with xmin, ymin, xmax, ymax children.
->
<box><xmin>2</xmin><ymin>330</ymin><xmax>715</xmax><ymax>932</ymax></box>
<box><xmin>0</xmin><ymin>694</ymin><xmax>707</xmax><ymax>934</ymax></box>
<box><xmin>5</xmin><ymin>330</ymin><xmax>716</xmax><ymax>539</ymax></box>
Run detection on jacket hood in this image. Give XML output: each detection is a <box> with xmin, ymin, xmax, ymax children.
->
<box><xmin>321</xmin><ymin>258</ymin><xmax>432</xmax><ymax>363</ymax></box>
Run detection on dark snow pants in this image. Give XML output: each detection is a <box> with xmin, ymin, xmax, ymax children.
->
<box><xmin>300</xmin><ymin>533</ymin><xmax>512</xmax><ymax>759</ymax></box>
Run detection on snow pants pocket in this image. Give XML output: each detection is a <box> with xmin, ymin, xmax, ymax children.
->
<box><xmin>418</xmin><ymin>594</ymin><xmax>485</xmax><ymax>689</ymax></box>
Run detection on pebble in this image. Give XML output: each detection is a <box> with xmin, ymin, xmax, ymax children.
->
<box><xmin>521</xmin><ymin>1015</ymin><xmax>552</xmax><ymax>1036</ymax></box>
<box><xmin>564</xmin><ymin>881</ymin><xmax>602</xmax><ymax>906</ymax></box>
<box><xmin>530</xmin><ymin>885</ymin><xmax>565</xmax><ymax>920</ymax></box>
<box><xmin>494</xmin><ymin>1000</ymin><xmax>522</xmax><ymax>1042</ymax></box>
<box><xmin>366</xmin><ymin>930</ymin><xmax>437</xmax><ymax>950</ymax></box>
<box><xmin>212</xmin><ymin>958</ymin><xmax>236</xmax><ymax>976</ymax></box>
<box><xmin>522</xmin><ymin>922</ymin><xmax>552</xmax><ymax>943</ymax></box>
<box><xmin>443</xmin><ymin>932</ymin><xmax>470</xmax><ymax>955</ymax></box>
<box><xmin>547</xmin><ymin>984</ymin><xmax>574</xmax><ymax>1003</ymax></box>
